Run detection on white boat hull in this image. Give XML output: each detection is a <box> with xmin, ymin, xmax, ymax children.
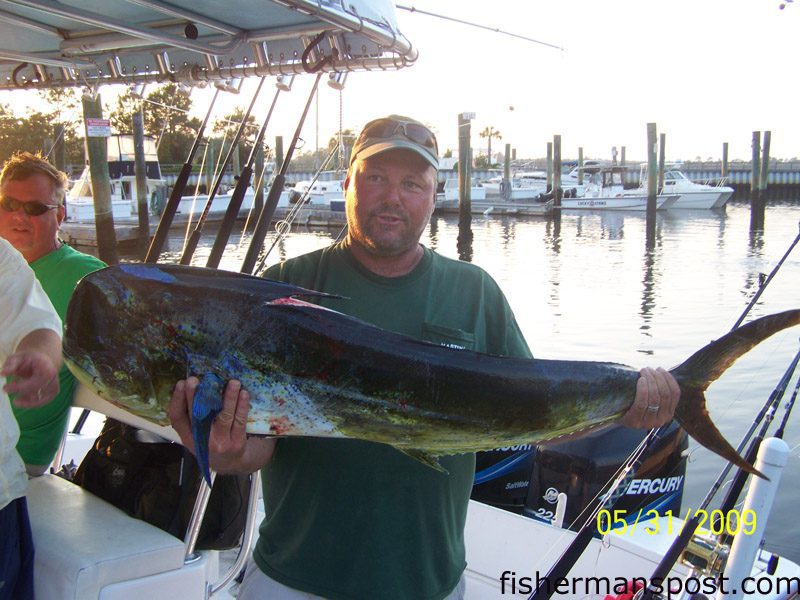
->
<box><xmin>669</xmin><ymin>189</ymin><xmax>732</xmax><ymax>209</ymax></box>
<box><xmin>177</xmin><ymin>188</ymin><xmax>260</xmax><ymax>219</ymax></box>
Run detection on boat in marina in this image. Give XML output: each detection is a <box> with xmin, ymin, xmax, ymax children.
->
<box><xmin>636</xmin><ymin>164</ymin><xmax>735</xmax><ymax>209</ymax></box>
<box><xmin>2</xmin><ymin>0</ymin><xmax>798</xmax><ymax>598</ymax></box>
<box><xmin>438</xmin><ymin>177</ymin><xmax>488</xmax><ymax>202</ymax></box>
<box><xmin>561</xmin><ymin>166</ymin><xmax>678</xmax><ymax>211</ymax></box>
<box><xmin>481</xmin><ymin>172</ymin><xmax>550</xmax><ymax>200</ymax></box>
<box><xmin>65</xmin><ymin>135</ymin><xmax>166</xmax><ymax>222</ymax></box>
<box><xmin>436</xmin><ymin>178</ymin><xmax>552</xmax><ymax>215</ymax></box>
<box><xmin>285</xmin><ymin>178</ymin><xmax>346</xmax><ymax>210</ymax></box>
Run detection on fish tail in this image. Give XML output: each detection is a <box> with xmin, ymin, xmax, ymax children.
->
<box><xmin>671</xmin><ymin>309</ymin><xmax>800</xmax><ymax>479</ymax></box>
<box><xmin>674</xmin><ymin>390</ymin><xmax>766</xmax><ymax>479</ymax></box>
<box><xmin>191</xmin><ymin>373</ymin><xmax>225</xmax><ymax>485</ymax></box>
<box><xmin>671</xmin><ymin>309</ymin><xmax>800</xmax><ymax>391</ymax></box>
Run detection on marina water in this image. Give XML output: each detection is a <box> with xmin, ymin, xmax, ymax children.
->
<box><xmin>147</xmin><ymin>197</ymin><xmax>800</xmax><ymax>562</ymax></box>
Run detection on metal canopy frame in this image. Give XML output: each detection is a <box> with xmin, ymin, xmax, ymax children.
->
<box><xmin>0</xmin><ymin>0</ymin><xmax>416</xmax><ymax>90</ymax></box>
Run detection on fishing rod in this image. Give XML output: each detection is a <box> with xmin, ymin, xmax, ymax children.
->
<box><xmin>145</xmin><ymin>87</ymin><xmax>220</xmax><ymax>263</ymax></box>
<box><xmin>240</xmin><ymin>73</ymin><xmax>322</xmax><ymax>275</ymax></box>
<box><xmin>774</xmin><ymin>367</ymin><xmax>800</xmax><ymax>439</ymax></box>
<box><xmin>179</xmin><ymin>77</ymin><xmax>266</xmax><ymax>265</ymax></box>
<box><xmin>636</xmin><ymin>222</ymin><xmax>800</xmax><ymax>598</ymax></box>
<box><xmin>706</xmin><ymin>222</ymin><xmax>800</xmax><ymax>530</ymax></box>
<box><xmin>529</xmin><ymin>427</ymin><xmax>665</xmax><ymax>600</ymax></box>
<box><xmin>253</xmin><ymin>143</ymin><xmax>339</xmax><ymax>276</ymax></box>
<box><xmin>731</xmin><ymin>220</ymin><xmax>800</xmax><ymax>330</ymax></box>
<box><xmin>639</xmin><ymin>348</ymin><xmax>800</xmax><ymax>600</ymax></box>
<box><xmin>712</xmin><ymin>346</ymin><xmax>800</xmax><ymax>533</ymax></box>
<box><xmin>206</xmin><ymin>83</ymin><xmax>283</xmax><ymax>269</ymax></box>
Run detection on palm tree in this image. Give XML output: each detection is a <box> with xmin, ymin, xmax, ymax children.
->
<box><xmin>479</xmin><ymin>126</ymin><xmax>502</xmax><ymax>166</ymax></box>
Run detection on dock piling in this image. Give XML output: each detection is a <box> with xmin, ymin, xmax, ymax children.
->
<box><xmin>552</xmin><ymin>135</ymin><xmax>561</xmax><ymax>207</ymax></box>
<box><xmin>751</xmin><ymin>131</ymin><xmax>765</xmax><ymax>230</ymax></box>
<box><xmin>457</xmin><ymin>112</ymin><xmax>474</xmax><ymax>251</ymax></box>
<box><xmin>133</xmin><ymin>111</ymin><xmax>150</xmax><ymax>259</ymax></box>
<box><xmin>722</xmin><ymin>143</ymin><xmax>729</xmax><ymax>183</ymax></box>
<box><xmin>82</xmin><ymin>92</ymin><xmax>118</xmax><ymax>264</ymax></box>
<box><xmin>646</xmin><ymin>123</ymin><xmax>658</xmax><ymax>246</ymax></box>
<box><xmin>503</xmin><ymin>143</ymin><xmax>511</xmax><ymax>201</ymax></box>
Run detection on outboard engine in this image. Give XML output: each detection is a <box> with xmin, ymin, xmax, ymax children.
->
<box><xmin>471</xmin><ymin>422</ymin><xmax>687</xmax><ymax>531</ymax></box>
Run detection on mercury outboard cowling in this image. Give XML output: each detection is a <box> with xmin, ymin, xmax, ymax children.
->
<box><xmin>471</xmin><ymin>422</ymin><xmax>687</xmax><ymax>530</ymax></box>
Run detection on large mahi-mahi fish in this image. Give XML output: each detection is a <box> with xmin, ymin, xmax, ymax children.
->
<box><xmin>63</xmin><ymin>263</ymin><xmax>800</xmax><ymax>483</ymax></box>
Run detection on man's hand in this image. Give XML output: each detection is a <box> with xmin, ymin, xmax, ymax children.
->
<box><xmin>2</xmin><ymin>350</ymin><xmax>60</xmax><ymax>408</ymax></box>
<box><xmin>168</xmin><ymin>376</ymin><xmax>275</xmax><ymax>474</ymax></box>
<box><xmin>619</xmin><ymin>367</ymin><xmax>681</xmax><ymax>429</ymax></box>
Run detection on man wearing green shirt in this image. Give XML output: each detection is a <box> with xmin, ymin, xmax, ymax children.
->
<box><xmin>168</xmin><ymin>115</ymin><xmax>680</xmax><ymax>600</ymax></box>
<box><xmin>0</xmin><ymin>152</ymin><xmax>106</xmax><ymax>475</ymax></box>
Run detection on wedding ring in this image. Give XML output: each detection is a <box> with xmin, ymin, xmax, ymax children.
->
<box><xmin>646</xmin><ymin>405</ymin><xmax>659</xmax><ymax>413</ymax></box>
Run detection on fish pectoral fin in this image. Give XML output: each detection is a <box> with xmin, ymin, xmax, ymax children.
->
<box><xmin>397</xmin><ymin>449</ymin><xmax>449</xmax><ymax>475</ymax></box>
<box><xmin>190</xmin><ymin>373</ymin><xmax>225</xmax><ymax>485</ymax></box>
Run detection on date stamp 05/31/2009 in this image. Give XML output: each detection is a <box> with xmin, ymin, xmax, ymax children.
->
<box><xmin>595</xmin><ymin>508</ymin><xmax>757</xmax><ymax>537</ymax></box>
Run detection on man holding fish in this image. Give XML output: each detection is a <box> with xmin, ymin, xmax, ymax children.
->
<box><xmin>168</xmin><ymin>115</ymin><xmax>680</xmax><ymax>600</ymax></box>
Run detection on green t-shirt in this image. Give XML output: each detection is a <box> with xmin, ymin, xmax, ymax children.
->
<box><xmin>254</xmin><ymin>240</ymin><xmax>531</xmax><ymax>600</ymax></box>
<box><xmin>13</xmin><ymin>243</ymin><xmax>106</xmax><ymax>465</ymax></box>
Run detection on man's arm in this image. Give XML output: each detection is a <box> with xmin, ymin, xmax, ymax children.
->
<box><xmin>2</xmin><ymin>328</ymin><xmax>62</xmax><ymax>408</ymax></box>
<box><xmin>168</xmin><ymin>377</ymin><xmax>275</xmax><ymax>474</ymax></box>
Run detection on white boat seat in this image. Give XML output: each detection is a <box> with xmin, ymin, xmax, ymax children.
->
<box><xmin>27</xmin><ymin>473</ymin><xmax>186</xmax><ymax>600</ymax></box>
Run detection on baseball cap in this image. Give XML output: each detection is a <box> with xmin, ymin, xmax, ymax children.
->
<box><xmin>350</xmin><ymin>115</ymin><xmax>439</xmax><ymax>170</ymax></box>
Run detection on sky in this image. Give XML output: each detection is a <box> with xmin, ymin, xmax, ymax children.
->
<box><xmin>3</xmin><ymin>0</ymin><xmax>799</xmax><ymax>163</ymax></box>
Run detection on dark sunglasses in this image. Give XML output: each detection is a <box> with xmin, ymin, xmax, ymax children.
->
<box><xmin>0</xmin><ymin>196</ymin><xmax>60</xmax><ymax>217</ymax></box>
<box><xmin>360</xmin><ymin>118</ymin><xmax>438</xmax><ymax>153</ymax></box>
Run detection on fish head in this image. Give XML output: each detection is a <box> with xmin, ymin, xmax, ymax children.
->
<box><xmin>64</xmin><ymin>264</ymin><xmax>186</xmax><ymax>424</ymax></box>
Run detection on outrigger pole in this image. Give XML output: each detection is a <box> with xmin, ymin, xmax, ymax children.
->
<box><xmin>180</xmin><ymin>77</ymin><xmax>266</xmax><ymax>265</ymax></box>
<box><xmin>206</xmin><ymin>82</ymin><xmax>284</xmax><ymax>269</ymax></box>
<box><xmin>240</xmin><ymin>73</ymin><xmax>322</xmax><ymax>275</ymax></box>
<box><xmin>145</xmin><ymin>87</ymin><xmax>221</xmax><ymax>263</ymax></box>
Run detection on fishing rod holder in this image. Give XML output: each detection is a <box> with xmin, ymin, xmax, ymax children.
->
<box><xmin>327</xmin><ymin>70</ymin><xmax>347</xmax><ymax>90</ymax></box>
<box><xmin>214</xmin><ymin>77</ymin><xmax>243</xmax><ymax>93</ymax></box>
<box><xmin>679</xmin><ymin>532</ymin><xmax>729</xmax><ymax>576</ymax></box>
<box><xmin>276</xmin><ymin>73</ymin><xmax>295</xmax><ymax>91</ymax></box>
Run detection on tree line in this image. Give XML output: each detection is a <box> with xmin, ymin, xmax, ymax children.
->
<box><xmin>0</xmin><ymin>84</ymin><xmax>357</xmax><ymax>177</ymax></box>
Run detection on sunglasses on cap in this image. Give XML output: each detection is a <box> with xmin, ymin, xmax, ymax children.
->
<box><xmin>0</xmin><ymin>196</ymin><xmax>60</xmax><ymax>217</ymax></box>
<box><xmin>359</xmin><ymin>117</ymin><xmax>438</xmax><ymax>153</ymax></box>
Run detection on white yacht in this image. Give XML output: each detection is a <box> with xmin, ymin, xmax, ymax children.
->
<box><xmin>637</xmin><ymin>164</ymin><xmax>735</xmax><ymax>209</ymax></box>
<box><xmin>562</xmin><ymin>166</ymin><xmax>678</xmax><ymax>210</ymax></box>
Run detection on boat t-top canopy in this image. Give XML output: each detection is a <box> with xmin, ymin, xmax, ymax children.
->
<box><xmin>0</xmin><ymin>0</ymin><xmax>416</xmax><ymax>90</ymax></box>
